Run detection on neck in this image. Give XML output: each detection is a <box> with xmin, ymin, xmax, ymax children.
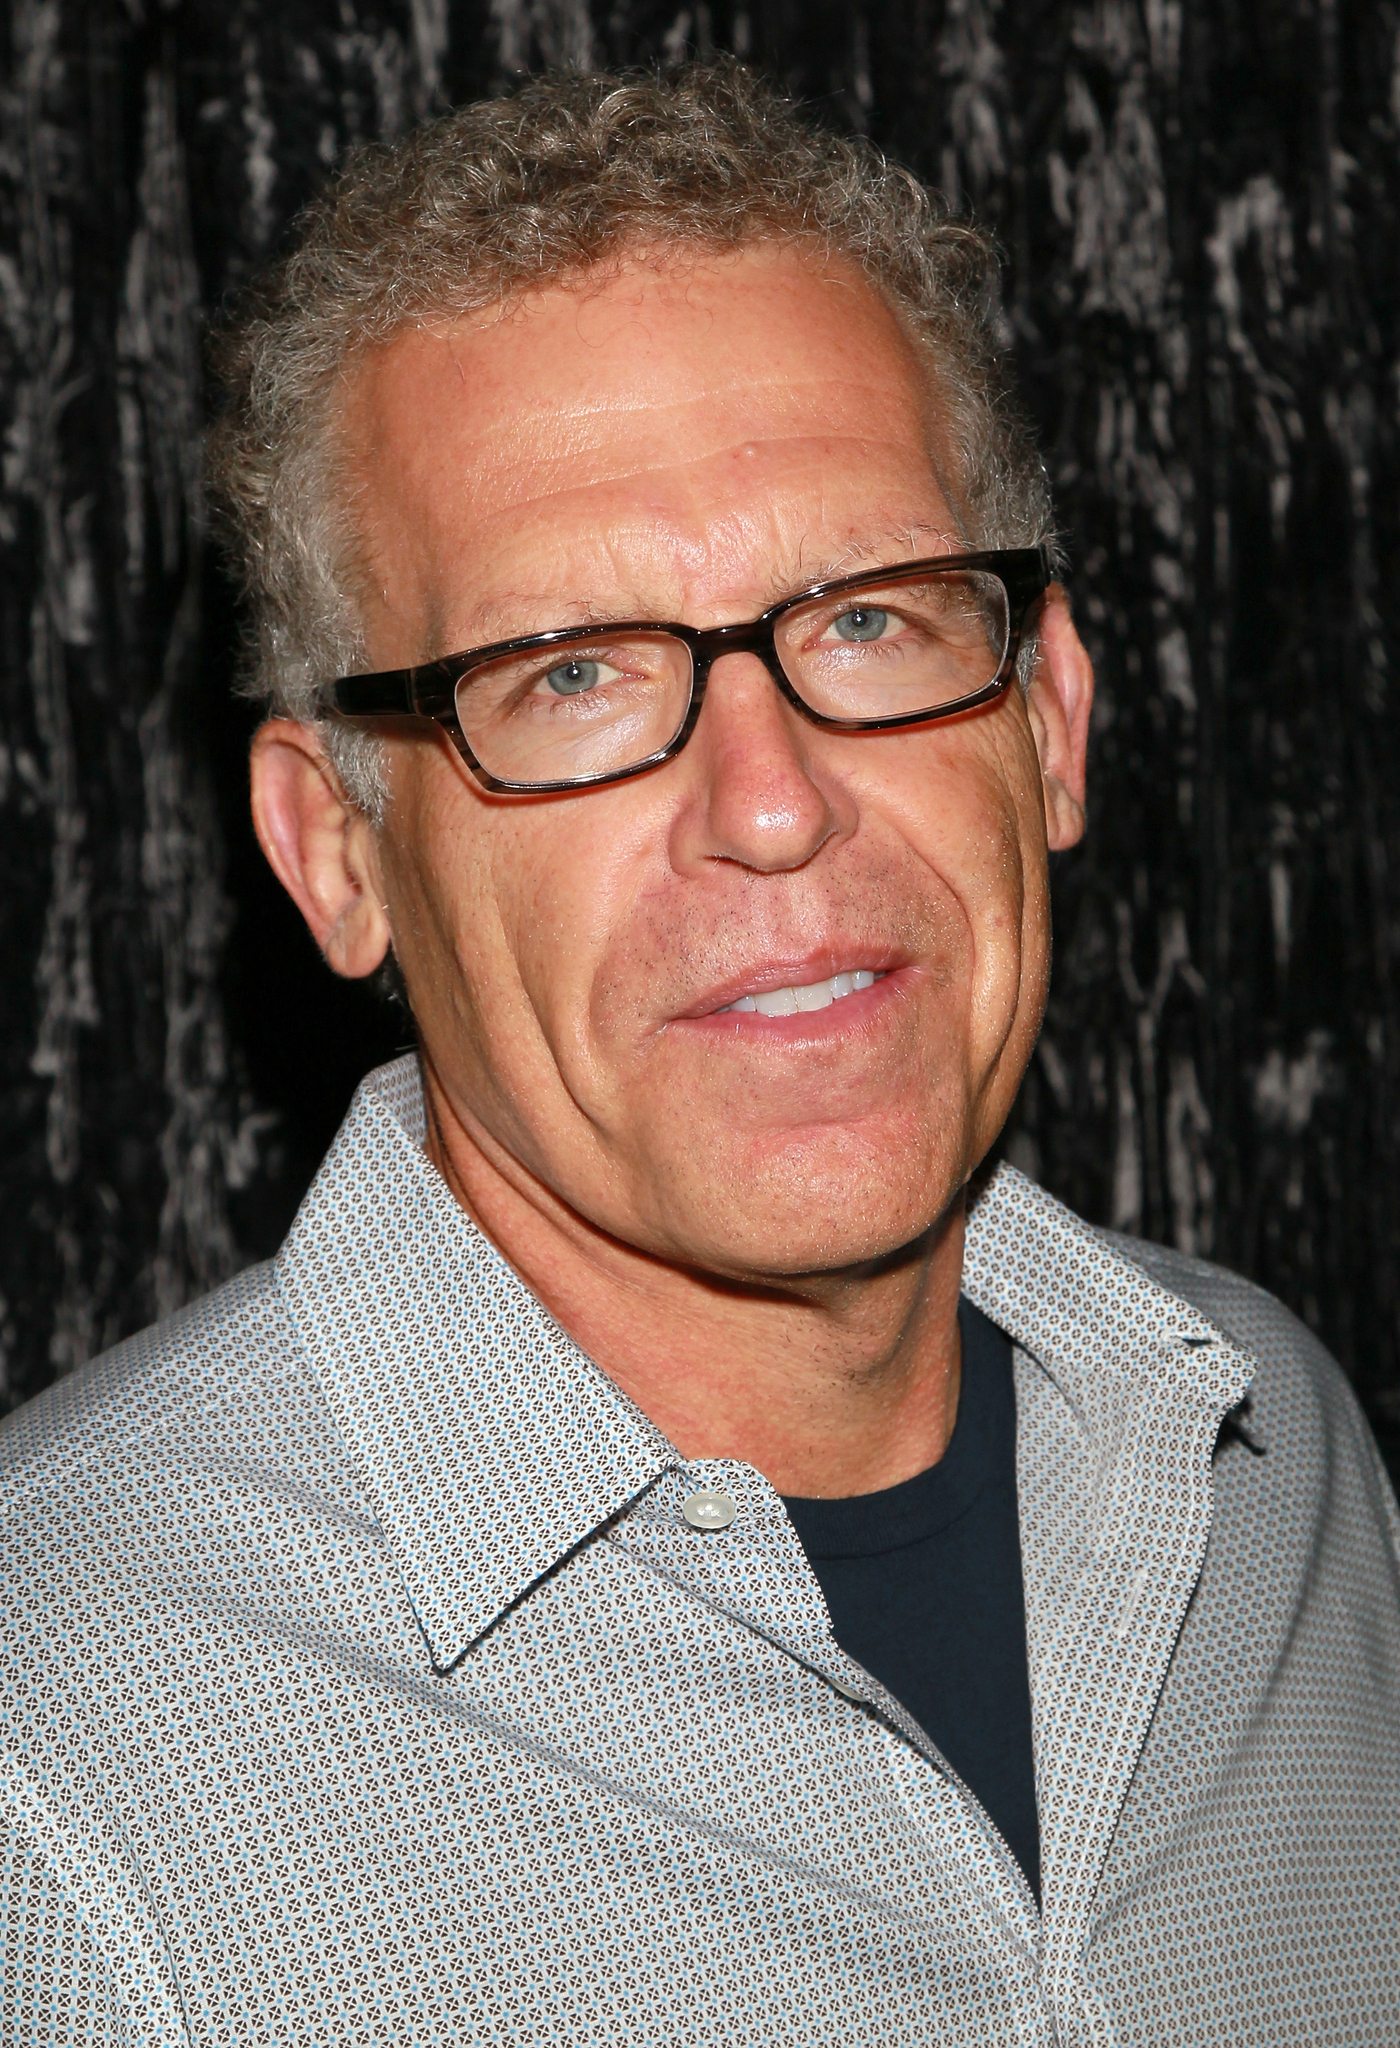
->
<box><xmin>421</xmin><ymin>1069</ymin><xmax>966</xmax><ymax>1500</ymax></box>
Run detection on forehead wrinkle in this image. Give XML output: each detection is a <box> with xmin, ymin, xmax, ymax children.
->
<box><xmin>459</xmin><ymin>372</ymin><xmax>913</xmax><ymax>440</ymax></box>
<box><xmin>433</xmin><ymin>429</ymin><xmax>931</xmax><ymax>522</ymax></box>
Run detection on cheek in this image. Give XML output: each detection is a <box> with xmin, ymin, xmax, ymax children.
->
<box><xmin>483</xmin><ymin>797</ymin><xmax>667</xmax><ymax>1062</ymax></box>
<box><xmin>861</xmin><ymin>729</ymin><xmax>1044</xmax><ymax>1074</ymax></box>
<box><xmin>384</xmin><ymin>737</ymin><xmax>678</xmax><ymax>1113</ymax></box>
<box><xmin>864</xmin><ymin>732</ymin><xmax>1030</xmax><ymax>940</ymax></box>
<box><xmin>377</xmin><ymin>744</ymin><xmax>522</xmax><ymax>1031</ymax></box>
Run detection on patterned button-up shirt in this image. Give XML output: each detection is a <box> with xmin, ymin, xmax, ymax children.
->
<box><xmin>3</xmin><ymin>1056</ymin><xmax>1398</xmax><ymax>2045</ymax></box>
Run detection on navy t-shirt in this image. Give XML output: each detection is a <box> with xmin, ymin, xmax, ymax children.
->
<box><xmin>781</xmin><ymin>1299</ymin><xmax>1039</xmax><ymax>1901</ymax></box>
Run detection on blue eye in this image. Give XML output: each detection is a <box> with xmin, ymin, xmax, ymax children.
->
<box><xmin>546</xmin><ymin>659</ymin><xmax>600</xmax><ymax>695</ymax></box>
<box><xmin>831</xmin><ymin>606</ymin><xmax>889</xmax><ymax>644</ymax></box>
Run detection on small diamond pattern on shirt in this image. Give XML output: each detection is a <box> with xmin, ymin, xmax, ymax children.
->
<box><xmin>2</xmin><ymin>1055</ymin><xmax>1398</xmax><ymax>2047</ymax></box>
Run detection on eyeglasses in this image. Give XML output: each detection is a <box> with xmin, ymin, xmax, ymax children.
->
<box><xmin>332</xmin><ymin>546</ymin><xmax>1051</xmax><ymax>794</ymax></box>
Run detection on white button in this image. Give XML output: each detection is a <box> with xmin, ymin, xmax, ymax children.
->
<box><xmin>682</xmin><ymin>1490</ymin><xmax>737</xmax><ymax>1531</ymax></box>
<box><xmin>832</xmin><ymin>1676</ymin><xmax>862</xmax><ymax>1702</ymax></box>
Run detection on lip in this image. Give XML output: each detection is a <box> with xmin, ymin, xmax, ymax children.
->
<box><xmin>671</xmin><ymin>950</ymin><xmax>910</xmax><ymax>1024</ymax></box>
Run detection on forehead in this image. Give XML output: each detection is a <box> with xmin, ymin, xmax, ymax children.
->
<box><xmin>343</xmin><ymin>242</ymin><xmax>961</xmax><ymax>643</ymax></box>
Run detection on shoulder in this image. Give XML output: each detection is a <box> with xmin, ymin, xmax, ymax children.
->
<box><xmin>0</xmin><ymin>1265</ymin><xmax>339</xmax><ymax>2045</ymax></box>
<box><xmin>0</xmin><ymin>1258</ymin><xmax>362</xmax><ymax>1550</ymax></box>
<box><xmin>0</xmin><ymin>1261</ymin><xmax>398</xmax><ymax>1824</ymax></box>
<box><xmin>2</xmin><ymin>1261</ymin><xmax>279</xmax><ymax>1506</ymax></box>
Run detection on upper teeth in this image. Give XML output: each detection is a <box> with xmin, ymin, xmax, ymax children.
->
<box><xmin>719</xmin><ymin>969</ymin><xmax>879</xmax><ymax>1016</ymax></box>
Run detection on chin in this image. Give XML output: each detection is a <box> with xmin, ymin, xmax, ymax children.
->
<box><xmin>646</xmin><ymin>1117</ymin><xmax>970</xmax><ymax>1280</ymax></box>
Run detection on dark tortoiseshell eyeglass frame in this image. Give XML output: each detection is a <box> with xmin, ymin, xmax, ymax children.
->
<box><xmin>331</xmin><ymin>545</ymin><xmax>1053</xmax><ymax>794</ymax></box>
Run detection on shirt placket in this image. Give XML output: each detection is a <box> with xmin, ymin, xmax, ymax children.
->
<box><xmin>609</xmin><ymin>1459</ymin><xmax>1047</xmax><ymax>1971</ymax></box>
<box><xmin>1015</xmin><ymin>1339</ymin><xmax>1251</xmax><ymax>2048</ymax></box>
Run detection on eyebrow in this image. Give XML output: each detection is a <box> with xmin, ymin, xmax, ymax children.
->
<box><xmin>769</xmin><ymin>524</ymin><xmax>964</xmax><ymax>600</ymax></box>
<box><xmin>441</xmin><ymin>524</ymin><xmax>964</xmax><ymax>653</ymax></box>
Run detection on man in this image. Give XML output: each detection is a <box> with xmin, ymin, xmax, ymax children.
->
<box><xmin>3</xmin><ymin>60</ymin><xmax>1397</xmax><ymax>2047</ymax></box>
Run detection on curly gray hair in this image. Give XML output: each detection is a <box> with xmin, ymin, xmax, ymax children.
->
<box><xmin>209</xmin><ymin>58</ymin><xmax>1054</xmax><ymax>818</ymax></box>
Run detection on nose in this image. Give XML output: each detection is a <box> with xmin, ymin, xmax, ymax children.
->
<box><xmin>666</xmin><ymin>651</ymin><xmax>852</xmax><ymax>876</ymax></box>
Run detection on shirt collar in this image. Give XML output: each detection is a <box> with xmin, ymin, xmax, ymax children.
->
<box><xmin>962</xmin><ymin>1163</ymin><xmax>1254</xmax><ymax>1430</ymax></box>
<box><xmin>275</xmin><ymin>1056</ymin><xmax>675</xmax><ymax>1673</ymax></box>
<box><xmin>278</xmin><ymin>1057</ymin><xmax>1254</xmax><ymax>1674</ymax></box>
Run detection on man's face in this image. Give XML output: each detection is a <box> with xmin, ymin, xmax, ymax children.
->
<box><xmin>341</xmin><ymin>243</ymin><xmax>1080</xmax><ymax>1281</ymax></box>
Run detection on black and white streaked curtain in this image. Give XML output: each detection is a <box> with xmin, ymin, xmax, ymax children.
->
<box><xmin>4</xmin><ymin>1</ymin><xmax>1399</xmax><ymax>1468</ymax></box>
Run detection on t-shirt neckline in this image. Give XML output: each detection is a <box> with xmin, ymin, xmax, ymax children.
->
<box><xmin>780</xmin><ymin>1299</ymin><xmax>1006</xmax><ymax>1559</ymax></box>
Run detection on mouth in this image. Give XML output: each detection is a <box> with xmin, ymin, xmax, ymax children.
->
<box><xmin>667</xmin><ymin>946</ymin><xmax>909</xmax><ymax>1032</ymax></box>
<box><xmin>715</xmin><ymin>968</ymin><xmax>885</xmax><ymax>1017</ymax></box>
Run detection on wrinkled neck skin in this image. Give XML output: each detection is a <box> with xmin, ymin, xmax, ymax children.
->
<box><xmin>418</xmin><ymin>1040</ymin><xmax>968</xmax><ymax>1501</ymax></box>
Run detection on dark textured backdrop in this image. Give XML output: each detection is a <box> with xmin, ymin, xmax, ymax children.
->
<box><xmin>3</xmin><ymin>0</ymin><xmax>1399</xmax><ymax>1471</ymax></box>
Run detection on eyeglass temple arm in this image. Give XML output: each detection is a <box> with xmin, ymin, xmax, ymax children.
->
<box><xmin>333</xmin><ymin>664</ymin><xmax>461</xmax><ymax>720</ymax></box>
<box><xmin>1011</xmin><ymin>544</ymin><xmax>1056</xmax><ymax>612</ymax></box>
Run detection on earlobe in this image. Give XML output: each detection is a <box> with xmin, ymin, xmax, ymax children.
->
<box><xmin>1026</xmin><ymin>587</ymin><xmax>1094</xmax><ymax>852</ymax></box>
<box><xmin>249</xmin><ymin>719</ymin><xmax>394</xmax><ymax>980</ymax></box>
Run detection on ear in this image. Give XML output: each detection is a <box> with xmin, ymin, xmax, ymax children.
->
<box><xmin>249</xmin><ymin>719</ymin><xmax>393</xmax><ymax>979</ymax></box>
<box><xmin>1025</xmin><ymin>585</ymin><xmax>1094</xmax><ymax>851</ymax></box>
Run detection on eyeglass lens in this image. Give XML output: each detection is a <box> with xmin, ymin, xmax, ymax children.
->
<box><xmin>452</xmin><ymin>568</ymin><xmax>1012</xmax><ymax>788</ymax></box>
